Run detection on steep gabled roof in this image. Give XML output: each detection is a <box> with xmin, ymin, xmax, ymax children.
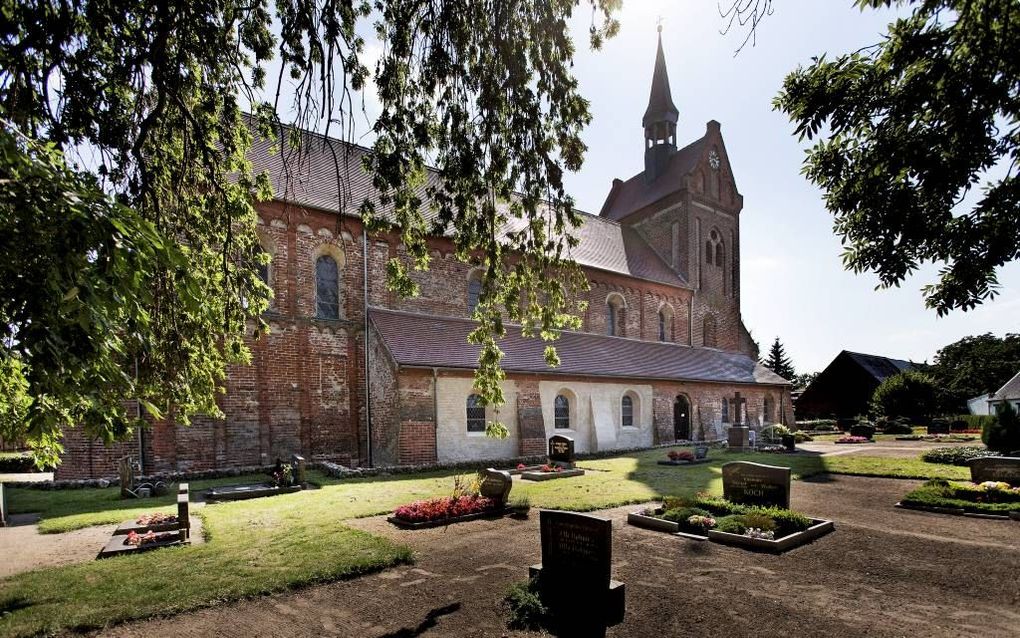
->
<box><xmin>599</xmin><ymin>135</ymin><xmax>706</xmax><ymax>221</ymax></box>
<box><xmin>370</xmin><ymin>308</ymin><xmax>788</xmax><ymax>386</ymax></box>
<box><xmin>841</xmin><ymin>351</ymin><xmax>918</xmax><ymax>382</ymax></box>
<box><xmin>992</xmin><ymin>370</ymin><xmax>1020</xmax><ymax>400</ymax></box>
<box><xmin>247</xmin><ymin>122</ymin><xmax>688</xmax><ymax>288</ymax></box>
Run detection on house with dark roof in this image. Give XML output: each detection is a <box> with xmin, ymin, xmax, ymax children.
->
<box><xmin>56</xmin><ymin>30</ymin><xmax>792</xmax><ymax>478</ymax></box>
<box><xmin>989</xmin><ymin>370</ymin><xmax>1020</xmax><ymax>413</ymax></box>
<box><xmin>795</xmin><ymin>351</ymin><xmax>919</xmax><ymax>420</ymax></box>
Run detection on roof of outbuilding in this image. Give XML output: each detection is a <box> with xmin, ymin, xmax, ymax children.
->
<box><xmin>370</xmin><ymin>308</ymin><xmax>789</xmax><ymax>386</ymax></box>
<box><xmin>841</xmin><ymin>351</ymin><xmax>918</xmax><ymax>382</ymax></box>
<box><xmin>992</xmin><ymin>370</ymin><xmax>1020</xmax><ymax>400</ymax></box>
<box><xmin>598</xmin><ymin>135</ymin><xmax>706</xmax><ymax>221</ymax></box>
<box><xmin>247</xmin><ymin>123</ymin><xmax>688</xmax><ymax>288</ymax></box>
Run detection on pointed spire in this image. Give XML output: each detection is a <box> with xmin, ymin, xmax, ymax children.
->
<box><xmin>642</xmin><ymin>29</ymin><xmax>679</xmax><ymax>128</ymax></box>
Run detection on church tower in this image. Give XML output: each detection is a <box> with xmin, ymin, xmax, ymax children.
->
<box><xmin>643</xmin><ymin>26</ymin><xmax>679</xmax><ymax>181</ymax></box>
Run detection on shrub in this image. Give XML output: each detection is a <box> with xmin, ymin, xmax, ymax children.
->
<box><xmin>761</xmin><ymin>425</ymin><xmax>791</xmax><ymax>442</ymax></box>
<box><xmin>714</xmin><ymin>515</ymin><xmax>747</xmax><ymax>534</ymax></box>
<box><xmin>871</xmin><ymin>371</ymin><xmax>938</xmax><ymax>422</ymax></box>
<box><xmin>503</xmin><ymin>579</ymin><xmax>547</xmax><ymax>630</ymax></box>
<box><xmin>745</xmin><ymin>506</ymin><xmax>812</xmax><ymax>536</ymax></box>
<box><xmin>983</xmin><ymin>402</ymin><xmax>1020</xmax><ymax>454</ymax></box>
<box><xmin>883</xmin><ymin>421</ymin><xmax>913</xmax><ymax>435</ymax></box>
<box><xmin>955</xmin><ymin>414</ymin><xmax>997</xmax><ymax>431</ymax></box>
<box><xmin>920</xmin><ymin>446</ymin><xmax>999</xmax><ymax>466</ymax></box>
<box><xmin>692</xmin><ymin>495</ymin><xmax>746</xmax><ymax>517</ymax></box>
<box><xmin>796</xmin><ymin>419</ymin><xmax>837</xmax><ymax>431</ymax></box>
<box><xmin>739</xmin><ymin>511</ymin><xmax>778</xmax><ymax>533</ymax></box>
<box><xmin>849</xmin><ymin>423</ymin><xmax>876</xmax><ymax>439</ymax></box>
<box><xmin>793</xmin><ymin>431</ymin><xmax>813</xmax><ymax>443</ymax></box>
<box><xmin>661</xmin><ymin>506</ymin><xmax>708</xmax><ymax>523</ymax></box>
<box><xmin>661</xmin><ymin>495</ymin><xmax>697</xmax><ymax>511</ymax></box>
<box><xmin>509</xmin><ymin>495</ymin><xmax>531</xmax><ymax>515</ymax></box>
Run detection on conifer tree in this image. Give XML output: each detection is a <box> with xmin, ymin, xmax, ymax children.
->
<box><xmin>763</xmin><ymin>338</ymin><xmax>795</xmax><ymax>380</ymax></box>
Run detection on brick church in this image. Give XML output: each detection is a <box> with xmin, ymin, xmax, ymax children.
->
<box><xmin>57</xmin><ymin>33</ymin><xmax>792</xmax><ymax>479</ymax></box>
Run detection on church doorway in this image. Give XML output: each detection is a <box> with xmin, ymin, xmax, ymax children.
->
<box><xmin>673</xmin><ymin>395</ymin><xmax>691</xmax><ymax>441</ymax></box>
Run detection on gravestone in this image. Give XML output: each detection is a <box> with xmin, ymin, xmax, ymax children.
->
<box><xmin>548</xmin><ymin>434</ymin><xmax>575</xmax><ymax>467</ymax></box>
<box><xmin>0</xmin><ymin>483</ymin><xmax>6</xmax><ymax>527</ymax></box>
<box><xmin>969</xmin><ymin>456</ymin><xmax>1020</xmax><ymax>486</ymax></box>
<box><xmin>722</xmin><ymin>461</ymin><xmax>791</xmax><ymax>509</ymax></box>
<box><xmin>177</xmin><ymin>490</ymin><xmax>191</xmax><ymax>540</ymax></box>
<box><xmin>694</xmin><ymin>446</ymin><xmax>709</xmax><ymax>461</ymax></box>
<box><xmin>530</xmin><ymin>510</ymin><xmax>624</xmax><ymax>631</ymax></box>
<box><xmin>927</xmin><ymin>421</ymin><xmax>951</xmax><ymax>435</ymax></box>
<box><xmin>291</xmin><ymin>454</ymin><xmax>307</xmax><ymax>486</ymax></box>
<box><xmin>479</xmin><ymin>468</ymin><xmax>513</xmax><ymax>507</ymax></box>
<box><xmin>728</xmin><ymin>426</ymin><xmax>749</xmax><ymax>451</ymax></box>
<box><xmin>118</xmin><ymin>456</ymin><xmax>136</xmax><ymax>498</ymax></box>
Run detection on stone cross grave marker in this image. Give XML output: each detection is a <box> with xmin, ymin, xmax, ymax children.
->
<box><xmin>532</xmin><ymin>510</ymin><xmax>624</xmax><ymax>630</ymax></box>
<box><xmin>548</xmin><ymin>434</ymin><xmax>575</xmax><ymax>467</ymax></box>
<box><xmin>969</xmin><ymin>456</ymin><xmax>1020</xmax><ymax>486</ymax></box>
<box><xmin>722</xmin><ymin>461</ymin><xmax>791</xmax><ymax>509</ymax></box>
<box><xmin>479</xmin><ymin>468</ymin><xmax>513</xmax><ymax>507</ymax></box>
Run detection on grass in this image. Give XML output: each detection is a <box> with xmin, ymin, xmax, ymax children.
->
<box><xmin>0</xmin><ymin>445</ymin><xmax>968</xmax><ymax>637</ymax></box>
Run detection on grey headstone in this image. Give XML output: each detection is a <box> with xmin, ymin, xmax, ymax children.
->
<box><xmin>694</xmin><ymin>446</ymin><xmax>709</xmax><ymax>460</ymax></box>
<box><xmin>548</xmin><ymin>435</ymin><xmax>575</xmax><ymax>466</ymax></box>
<box><xmin>118</xmin><ymin>456</ymin><xmax>135</xmax><ymax>498</ymax></box>
<box><xmin>969</xmin><ymin>456</ymin><xmax>1020</xmax><ymax>486</ymax></box>
<box><xmin>728</xmin><ymin>426</ymin><xmax>749</xmax><ymax>450</ymax></box>
<box><xmin>291</xmin><ymin>454</ymin><xmax>307</xmax><ymax>485</ymax></box>
<box><xmin>722</xmin><ymin>461</ymin><xmax>791</xmax><ymax>509</ymax></box>
<box><xmin>479</xmin><ymin>468</ymin><xmax>512</xmax><ymax>506</ymax></box>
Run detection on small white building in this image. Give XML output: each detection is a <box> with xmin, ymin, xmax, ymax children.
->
<box><xmin>967</xmin><ymin>393</ymin><xmax>994</xmax><ymax>416</ymax></box>
<box><xmin>989</xmin><ymin>370</ymin><xmax>1020</xmax><ymax>413</ymax></box>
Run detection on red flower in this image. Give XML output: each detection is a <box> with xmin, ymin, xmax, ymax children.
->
<box><xmin>393</xmin><ymin>495</ymin><xmax>495</xmax><ymax>523</ymax></box>
<box><xmin>517</xmin><ymin>463</ymin><xmax>526</xmax><ymax>470</ymax></box>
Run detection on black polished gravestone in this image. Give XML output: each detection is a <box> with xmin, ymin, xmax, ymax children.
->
<box><xmin>529</xmin><ymin>510</ymin><xmax>624</xmax><ymax>633</ymax></box>
<box><xmin>969</xmin><ymin>456</ymin><xmax>1020</xmax><ymax>486</ymax></box>
<box><xmin>722</xmin><ymin>461</ymin><xmax>792</xmax><ymax>509</ymax></box>
<box><xmin>479</xmin><ymin>468</ymin><xmax>513</xmax><ymax>507</ymax></box>
<box><xmin>548</xmin><ymin>434</ymin><xmax>576</xmax><ymax>467</ymax></box>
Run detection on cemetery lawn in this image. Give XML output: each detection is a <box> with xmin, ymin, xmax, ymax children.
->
<box><xmin>0</xmin><ymin>449</ymin><xmax>967</xmax><ymax>637</ymax></box>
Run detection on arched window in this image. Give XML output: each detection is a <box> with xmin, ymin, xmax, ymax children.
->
<box><xmin>764</xmin><ymin>396</ymin><xmax>774</xmax><ymax>424</ymax></box>
<box><xmin>315</xmin><ymin>255</ymin><xmax>340</xmax><ymax>319</ymax></box>
<box><xmin>621</xmin><ymin>395</ymin><xmax>634</xmax><ymax>427</ymax></box>
<box><xmin>466</xmin><ymin>394</ymin><xmax>486</xmax><ymax>432</ymax></box>
<box><xmin>722</xmin><ymin>398</ymin><xmax>730</xmax><ymax>423</ymax></box>
<box><xmin>467</xmin><ymin>271</ymin><xmax>482</xmax><ymax>316</ymax></box>
<box><xmin>658</xmin><ymin>311</ymin><xmax>666</xmax><ymax>341</ymax></box>
<box><xmin>703</xmin><ymin>314</ymin><xmax>718</xmax><ymax>348</ymax></box>
<box><xmin>705</xmin><ymin>240</ymin><xmax>713</xmax><ymax>265</ymax></box>
<box><xmin>658</xmin><ymin>306</ymin><xmax>673</xmax><ymax>342</ymax></box>
<box><xmin>607</xmin><ymin>302</ymin><xmax>617</xmax><ymax>336</ymax></box>
<box><xmin>257</xmin><ymin>261</ymin><xmax>270</xmax><ymax>288</ymax></box>
<box><xmin>554</xmin><ymin>394</ymin><xmax>570</xmax><ymax>429</ymax></box>
<box><xmin>606</xmin><ymin>293</ymin><xmax>625</xmax><ymax>337</ymax></box>
<box><xmin>706</xmin><ymin>229</ymin><xmax>724</xmax><ymax>268</ymax></box>
<box><xmin>715</xmin><ymin>242</ymin><xmax>725</xmax><ymax>268</ymax></box>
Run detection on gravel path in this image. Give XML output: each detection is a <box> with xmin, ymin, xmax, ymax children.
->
<box><xmin>96</xmin><ymin>475</ymin><xmax>1020</xmax><ymax>638</ymax></box>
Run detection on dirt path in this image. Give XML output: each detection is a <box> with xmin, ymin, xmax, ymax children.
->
<box><xmin>96</xmin><ymin>475</ymin><xmax>1020</xmax><ymax>638</ymax></box>
<box><xmin>1</xmin><ymin>515</ymin><xmax>115</xmax><ymax>578</ymax></box>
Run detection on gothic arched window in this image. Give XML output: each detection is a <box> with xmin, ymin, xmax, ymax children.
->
<box><xmin>554</xmin><ymin>394</ymin><xmax>570</xmax><ymax>429</ymax></box>
<box><xmin>621</xmin><ymin>395</ymin><xmax>634</xmax><ymax>427</ymax></box>
<box><xmin>467</xmin><ymin>271</ymin><xmax>482</xmax><ymax>316</ymax></box>
<box><xmin>315</xmin><ymin>255</ymin><xmax>340</xmax><ymax>319</ymax></box>
<box><xmin>466</xmin><ymin>394</ymin><xmax>486</xmax><ymax>432</ymax></box>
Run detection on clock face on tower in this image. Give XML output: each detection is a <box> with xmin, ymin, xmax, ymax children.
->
<box><xmin>708</xmin><ymin>150</ymin><xmax>720</xmax><ymax>170</ymax></box>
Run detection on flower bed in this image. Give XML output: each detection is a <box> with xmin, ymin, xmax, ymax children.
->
<box><xmin>920</xmin><ymin>446</ymin><xmax>999</xmax><ymax>466</ymax></box>
<box><xmin>519</xmin><ymin>464</ymin><xmax>585</xmax><ymax>481</ymax></box>
<box><xmin>627</xmin><ymin>494</ymin><xmax>833</xmax><ymax>552</ymax></box>
<box><xmin>388</xmin><ymin>495</ymin><xmax>503</xmax><ymax>529</ymax></box>
<box><xmin>656</xmin><ymin>449</ymin><xmax>710</xmax><ymax>466</ymax></box>
<box><xmin>834</xmin><ymin>435</ymin><xmax>873</xmax><ymax>444</ymax></box>
<box><xmin>898</xmin><ymin>478</ymin><xmax>1020</xmax><ymax>518</ymax></box>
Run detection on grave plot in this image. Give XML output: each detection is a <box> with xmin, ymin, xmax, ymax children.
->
<box><xmin>628</xmin><ymin>461</ymin><xmax>834</xmax><ymax>553</ymax></box>
<box><xmin>98</xmin><ymin>485</ymin><xmax>192</xmax><ymax>559</ymax></box>
<box><xmin>656</xmin><ymin>445</ymin><xmax>711</xmax><ymax>467</ymax></box>
<box><xmin>204</xmin><ymin>455</ymin><xmax>307</xmax><ymax>503</ymax></box>
<box><xmin>897</xmin><ymin>456</ymin><xmax>1020</xmax><ymax>520</ymax></box>
<box><xmin>388</xmin><ymin>469</ymin><xmax>513</xmax><ymax>529</ymax></box>
<box><xmin>519</xmin><ymin>435</ymin><xmax>585</xmax><ymax>481</ymax></box>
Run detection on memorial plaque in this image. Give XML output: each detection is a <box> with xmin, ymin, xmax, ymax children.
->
<box><xmin>548</xmin><ymin>435</ymin><xmax>575</xmax><ymax>466</ymax></box>
<box><xmin>479</xmin><ymin>468</ymin><xmax>513</xmax><ymax>506</ymax></box>
<box><xmin>722</xmin><ymin>461</ymin><xmax>791</xmax><ymax>509</ymax></box>
<box><xmin>694</xmin><ymin>446</ymin><xmax>709</xmax><ymax>461</ymax></box>
<box><xmin>969</xmin><ymin>456</ymin><xmax>1020</xmax><ymax>486</ymax></box>
<box><xmin>539</xmin><ymin>510</ymin><xmax>611</xmax><ymax>588</ymax></box>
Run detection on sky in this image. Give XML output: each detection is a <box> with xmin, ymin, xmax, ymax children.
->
<box><xmin>290</xmin><ymin>0</ymin><xmax>1019</xmax><ymax>374</ymax></box>
<box><xmin>552</xmin><ymin>0</ymin><xmax>1020</xmax><ymax>373</ymax></box>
